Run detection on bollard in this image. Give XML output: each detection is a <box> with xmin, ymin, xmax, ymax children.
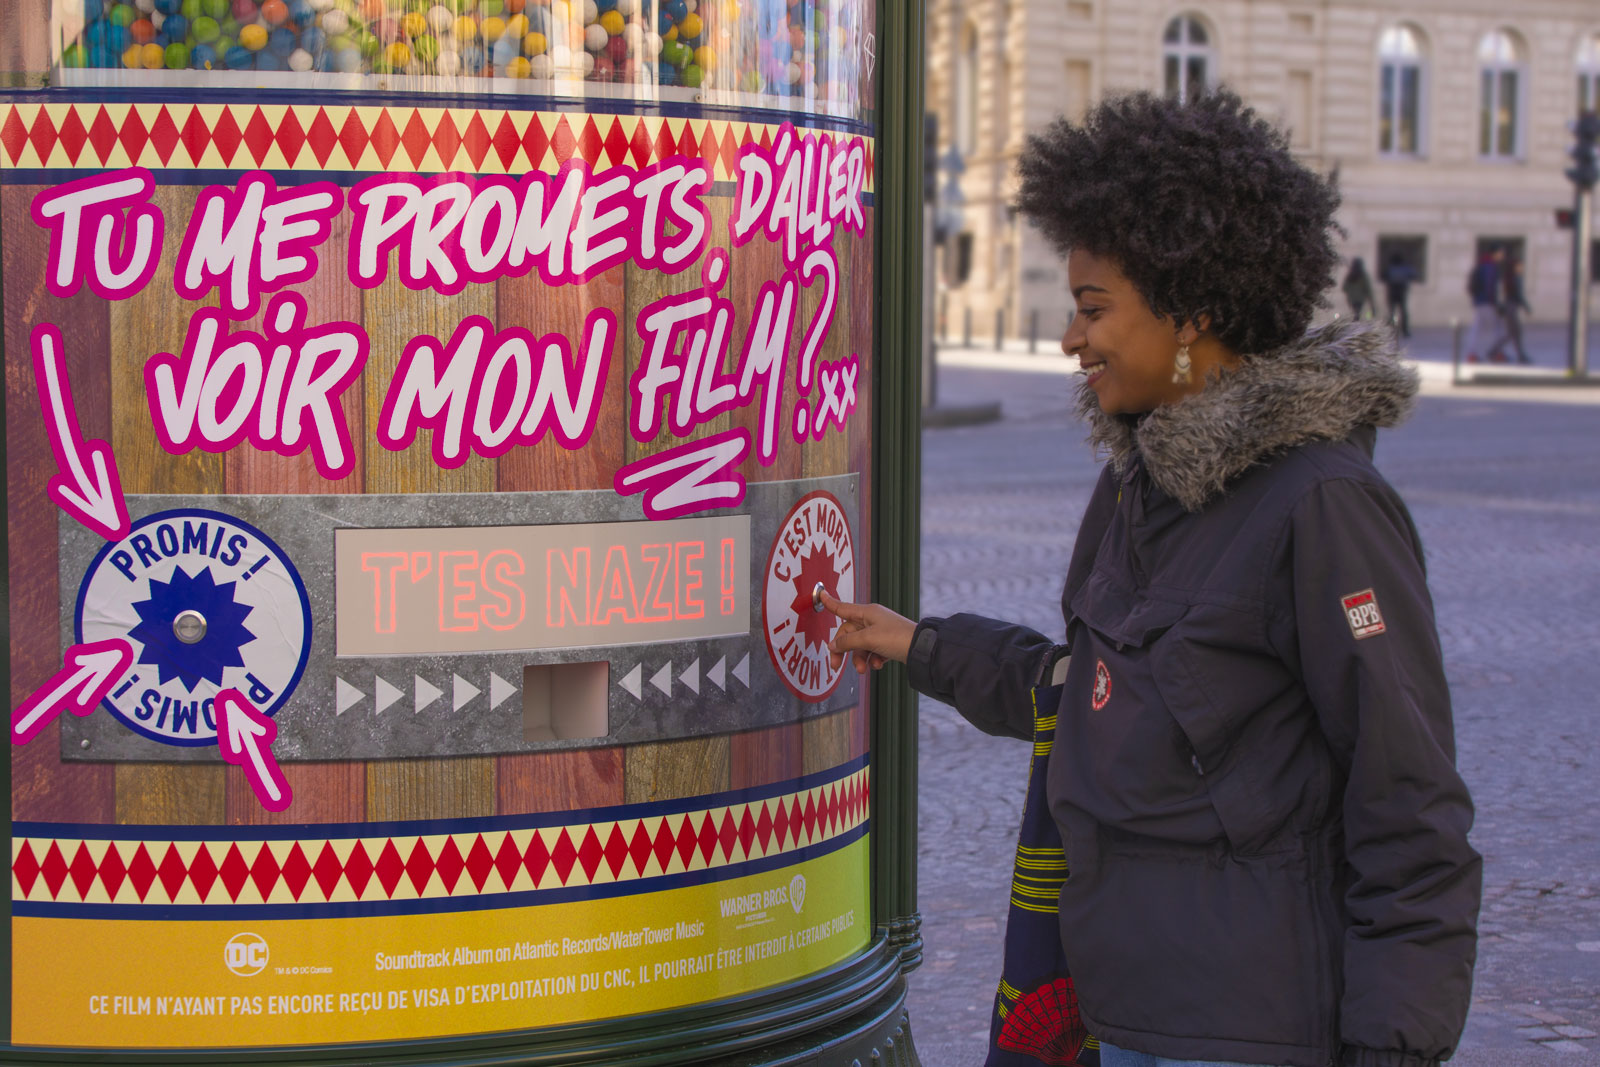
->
<box><xmin>940</xmin><ymin>292</ymin><xmax>949</xmax><ymax>345</ymax></box>
<box><xmin>1451</xmin><ymin>318</ymin><xmax>1462</xmax><ymax>384</ymax></box>
<box><xmin>1029</xmin><ymin>309</ymin><xmax>1039</xmax><ymax>354</ymax></box>
<box><xmin>963</xmin><ymin>307</ymin><xmax>972</xmax><ymax>348</ymax></box>
<box><xmin>994</xmin><ymin>309</ymin><xmax>1004</xmax><ymax>352</ymax></box>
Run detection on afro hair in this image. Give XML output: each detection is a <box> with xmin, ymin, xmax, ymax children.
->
<box><xmin>1015</xmin><ymin>88</ymin><xmax>1341</xmax><ymax>356</ymax></box>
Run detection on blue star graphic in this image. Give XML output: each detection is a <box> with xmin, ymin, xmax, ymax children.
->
<box><xmin>128</xmin><ymin>566</ymin><xmax>257</xmax><ymax>693</ymax></box>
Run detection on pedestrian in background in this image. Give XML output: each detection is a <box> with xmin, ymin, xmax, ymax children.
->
<box><xmin>1490</xmin><ymin>256</ymin><xmax>1532</xmax><ymax>364</ymax></box>
<box><xmin>1379</xmin><ymin>251</ymin><xmax>1416</xmax><ymax>338</ymax></box>
<box><xmin>1464</xmin><ymin>245</ymin><xmax>1504</xmax><ymax>363</ymax></box>
<box><xmin>823</xmin><ymin>89</ymin><xmax>1480</xmax><ymax>1067</ymax></box>
<box><xmin>1341</xmin><ymin>256</ymin><xmax>1376</xmax><ymax>320</ymax></box>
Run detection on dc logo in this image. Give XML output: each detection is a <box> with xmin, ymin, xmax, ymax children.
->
<box><xmin>225</xmin><ymin>932</ymin><xmax>269</xmax><ymax>977</ymax></box>
<box><xmin>75</xmin><ymin>509</ymin><xmax>311</xmax><ymax>747</ymax></box>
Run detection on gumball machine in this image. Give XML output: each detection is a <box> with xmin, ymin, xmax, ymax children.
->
<box><xmin>0</xmin><ymin>0</ymin><xmax>925</xmax><ymax>1060</ymax></box>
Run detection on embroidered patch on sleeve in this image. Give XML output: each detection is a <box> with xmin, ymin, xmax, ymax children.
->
<box><xmin>1341</xmin><ymin>589</ymin><xmax>1387</xmax><ymax>639</ymax></box>
<box><xmin>1091</xmin><ymin>659</ymin><xmax>1112</xmax><ymax>709</ymax></box>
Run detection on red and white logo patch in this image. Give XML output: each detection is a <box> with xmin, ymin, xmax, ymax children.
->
<box><xmin>1091</xmin><ymin>659</ymin><xmax>1112</xmax><ymax>710</ymax></box>
<box><xmin>1341</xmin><ymin>589</ymin><xmax>1387</xmax><ymax>639</ymax></box>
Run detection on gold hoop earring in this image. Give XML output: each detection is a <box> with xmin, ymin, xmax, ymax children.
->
<box><xmin>1172</xmin><ymin>344</ymin><xmax>1193</xmax><ymax>385</ymax></box>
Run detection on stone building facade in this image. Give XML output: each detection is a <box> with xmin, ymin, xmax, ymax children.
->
<box><xmin>927</xmin><ymin>0</ymin><xmax>1600</xmax><ymax>341</ymax></box>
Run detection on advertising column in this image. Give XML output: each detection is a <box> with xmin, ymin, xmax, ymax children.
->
<box><xmin>3</xmin><ymin>0</ymin><xmax>887</xmax><ymax>1056</ymax></box>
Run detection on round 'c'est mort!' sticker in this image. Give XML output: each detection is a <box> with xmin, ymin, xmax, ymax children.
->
<box><xmin>762</xmin><ymin>490</ymin><xmax>855</xmax><ymax>702</ymax></box>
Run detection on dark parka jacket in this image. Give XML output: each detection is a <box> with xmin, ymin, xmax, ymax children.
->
<box><xmin>907</xmin><ymin>323</ymin><xmax>1481</xmax><ymax>1067</ymax></box>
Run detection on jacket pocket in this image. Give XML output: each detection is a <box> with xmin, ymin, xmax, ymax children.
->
<box><xmin>1057</xmin><ymin>839</ymin><xmax>1333</xmax><ymax>1053</ymax></box>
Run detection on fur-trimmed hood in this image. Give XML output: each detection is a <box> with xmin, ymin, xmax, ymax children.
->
<box><xmin>1080</xmin><ymin>321</ymin><xmax>1418</xmax><ymax>512</ymax></box>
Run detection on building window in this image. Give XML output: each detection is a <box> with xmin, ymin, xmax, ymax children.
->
<box><xmin>1163</xmin><ymin>15</ymin><xmax>1214</xmax><ymax>103</ymax></box>
<box><xmin>1580</xmin><ymin>35</ymin><xmax>1600</xmax><ymax>114</ymax></box>
<box><xmin>956</xmin><ymin>23</ymin><xmax>979</xmax><ymax>157</ymax></box>
<box><xmin>1478</xmin><ymin>30</ymin><xmax>1526</xmax><ymax>159</ymax></box>
<box><xmin>1378</xmin><ymin>25</ymin><xmax>1425</xmax><ymax>156</ymax></box>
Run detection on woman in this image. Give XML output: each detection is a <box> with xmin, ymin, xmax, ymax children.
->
<box><xmin>1341</xmin><ymin>257</ymin><xmax>1376</xmax><ymax>320</ymax></box>
<box><xmin>824</xmin><ymin>91</ymin><xmax>1480</xmax><ymax>1067</ymax></box>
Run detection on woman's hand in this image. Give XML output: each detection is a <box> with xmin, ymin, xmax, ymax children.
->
<box><xmin>820</xmin><ymin>590</ymin><xmax>916</xmax><ymax>675</ymax></box>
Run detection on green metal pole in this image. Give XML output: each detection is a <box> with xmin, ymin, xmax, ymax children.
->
<box><xmin>870</xmin><ymin>0</ymin><xmax>924</xmax><ymax>973</ymax></box>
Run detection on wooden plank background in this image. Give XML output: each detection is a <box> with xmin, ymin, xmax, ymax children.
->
<box><xmin>5</xmin><ymin>184</ymin><xmax>116</xmax><ymax>823</ymax></box>
<box><xmin>8</xmin><ymin>172</ymin><xmax>872</xmax><ymax>828</ymax></box>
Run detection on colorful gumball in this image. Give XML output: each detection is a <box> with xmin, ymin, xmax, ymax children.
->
<box><xmin>223</xmin><ymin>43</ymin><xmax>253</xmax><ymax>65</ymax></box>
<box><xmin>681</xmin><ymin>60</ymin><xmax>701</xmax><ymax>85</ymax></box>
<box><xmin>411</xmin><ymin>32</ymin><xmax>438</xmax><ymax>60</ymax></box>
<box><xmin>425</xmin><ymin>3</ymin><xmax>452</xmax><ymax>31</ymax></box>
<box><xmin>384</xmin><ymin>40</ymin><xmax>410</xmax><ymax>65</ymax></box>
<box><xmin>678</xmin><ymin>10</ymin><xmax>699</xmax><ymax>37</ymax></box>
<box><xmin>400</xmin><ymin>10</ymin><xmax>426</xmax><ymax>36</ymax></box>
<box><xmin>238</xmin><ymin>21</ymin><xmax>267</xmax><ymax>48</ymax></box>
<box><xmin>453</xmin><ymin>15</ymin><xmax>477</xmax><ymax>39</ymax></box>
<box><xmin>434</xmin><ymin>46</ymin><xmax>459</xmax><ymax>74</ymax></box>
<box><xmin>522</xmin><ymin>30</ymin><xmax>546</xmax><ymax>54</ymax></box>
<box><xmin>528</xmin><ymin>51</ymin><xmax>551</xmax><ymax>76</ymax></box>
<box><xmin>591</xmin><ymin>51</ymin><xmax>612</xmax><ymax>79</ymax></box>
<box><xmin>605</xmin><ymin>33</ymin><xmax>624</xmax><ymax>61</ymax></box>
<box><xmin>127</xmin><ymin>17</ymin><xmax>156</xmax><ymax>41</ymax></box>
<box><xmin>583</xmin><ymin>22</ymin><xmax>606</xmax><ymax>50</ymax></box>
<box><xmin>229</xmin><ymin>0</ymin><xmax>254</xmax><ymax>19</ymax></box>
<box><xmin>260</xmin><ymin>0</ymin><xmax>287</xmax><ymax>21</ymax></box>
<box><xmin>268</xmin><ymin>26</ymin><xmax>296</xmax><ymax>54</ymax></box>
<box><xmin>319</xmin><ymin>8</ymin><xmax>348</xmax><ymax>32</ymax></box>
<box><xmin>505</xmin><ymin>53</ymin><xmax>530</xmax><ymax>75</ymax></box>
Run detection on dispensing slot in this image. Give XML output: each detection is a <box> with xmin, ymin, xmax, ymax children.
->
<box><xmin>523</xmin><ymin>661</ymin><xmax>610</xmax><ymax>742</ymax></box>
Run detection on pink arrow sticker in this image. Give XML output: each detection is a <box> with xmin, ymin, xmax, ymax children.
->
<box><xmin>33</xmin><ymin>323</ymin><xmax>130</xmax><ymax>540</ymax></box>
<box><xmin>12</xmin><ymin>639</ymin><xmax>133</xmax><ymax>746</ymax></box>
<box><xmin>214</xmin><ymin>688</ymin><xmax>294</xmax><ymax>813</ymax></box>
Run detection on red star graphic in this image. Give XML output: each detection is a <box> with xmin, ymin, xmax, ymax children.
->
<box><xmin>789</xmin><ymin>546</ymin><xmax>842</xmax><ymax>651</ymax></box>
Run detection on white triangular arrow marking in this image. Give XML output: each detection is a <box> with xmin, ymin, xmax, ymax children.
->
<box><xmin>453</xmin><ymin>674</ymin><xmax>481</xmax><ymax>711</ymax></box>
<box><xmin>649</xmin><ymin>661</ymin><xmax>673</xmax><ymax>696</ymax></box>
<box><xmin>680</xmin><ymin>658</ymin><xmax>700</xmax><ymax>695</ymax></box>
<box><xmin>415</xmin><ymin>675</ymin><xmax>442</xmax><ymax>713</ymax></box>
<box><xmin>620</xmin><ymin>663</ymin><xmax>643</xmax><ymax>700</ymax></box>
<box><xmin>489</xmin><ymin>672</ymin><xmax>516</xmax><ymax>710</ymax></box>
<box><xmin>733</xmin><ymin>653</ymin><xmax>750</xmax><ymax>688</ymax></box>
<box><xmin>335</xmin><ymin>677</ymin><xmax>364</xmax><ymax>716</ymax></box>
<box><xmin>374</xmin><ymin>676</ymin><xmax>403</xmax><ymax>714</ymax></box>
<box><xmin>707</xmin><ymin>656</ymin><xmax>726</xmax><ymax>691</ymax></box>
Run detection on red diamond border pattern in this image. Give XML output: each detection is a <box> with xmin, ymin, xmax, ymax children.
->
<box><xmin>0</xmin><ymin>103</ymin><xmax>875</xmax><ymax>190</ymax></box>
<box><xmin>12</xmin><ymin>768</ymin><xmax>868</xmax><ymax>908</ymax></box>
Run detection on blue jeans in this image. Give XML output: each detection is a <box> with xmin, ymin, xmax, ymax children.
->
<box><xmin>1097</xmin><ymin>1041</ymin><xmax>1279</xmax><ymax>1067</ymax></box>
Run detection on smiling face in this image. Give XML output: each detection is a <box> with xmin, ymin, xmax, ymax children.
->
<box><xmin>1061</xmin><ymin>248</ymin><xmax>1198</xmax><ymax>416</ymax></box>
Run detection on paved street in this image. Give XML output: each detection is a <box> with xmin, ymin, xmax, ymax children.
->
<box><xmin>903</xmin><ymin>330</ymin><xmax>1600</xmax><ymax>1066</ymax></box>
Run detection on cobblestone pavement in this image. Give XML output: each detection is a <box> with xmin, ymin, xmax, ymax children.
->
<box><xmin>904</xmin><ymin>344</ymin><xmax>1600</xmax><ymax>1067</ymax></box>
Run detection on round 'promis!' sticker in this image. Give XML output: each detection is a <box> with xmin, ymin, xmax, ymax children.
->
<box><xmin>762</xmin><ymin>490</ymin><xmax>855</xmax><ymax>702</ymax></box>
<box><xmin>74</xmin><ymin>509</ymin><xmax>311</xmax><ymax>747</ymax></box>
